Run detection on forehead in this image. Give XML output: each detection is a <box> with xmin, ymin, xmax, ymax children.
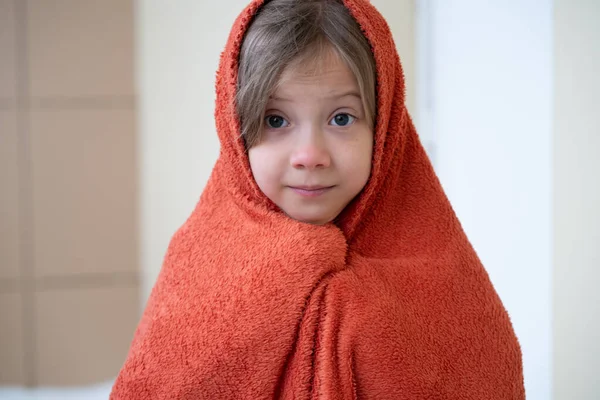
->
<box><xmin>275</xmin><ymin>50</ymin><xmax>359</xmax><ymax>97</ymax></box>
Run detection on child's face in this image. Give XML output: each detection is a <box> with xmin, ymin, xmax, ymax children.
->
<box><xmin>248</xmin><ymin>50</ymin><xmax>374</xmax><ymax>225</ymax></box>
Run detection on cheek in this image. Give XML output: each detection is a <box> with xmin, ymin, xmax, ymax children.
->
<box><xmin>361</xmin><ymin>138</ymin><xmax>374</xmax><ymax>175</ymax></box>
<box><xmin>341</xmin><ymin>134</ymin><xmax>373</xmax><ymax>189</ymax></box>
<box><xmin>248</xmin><ymin>145</ymin><xmax>283</xmax><ymax>194</ymax></box>
<box><xmin>356</xmin><ymin>149</ymin><xmax>373</xmax><ymax>190</ymax></box>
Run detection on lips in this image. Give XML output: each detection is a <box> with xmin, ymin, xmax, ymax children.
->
<box><xmin>288</xmin><ymin>185</ymin><xmax>334</xmax><ymax>197</ymax></box>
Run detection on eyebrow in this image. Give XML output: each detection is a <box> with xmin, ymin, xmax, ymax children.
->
<box><xmin>269</xmin><ymin>91</ymin><xmax>362</xmax><ymax>102</ymax></box>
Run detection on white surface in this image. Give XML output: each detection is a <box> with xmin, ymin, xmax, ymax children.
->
<box><xmin>0</xmin><ymin>381</ymin><xmax>112</xmax><ymax>400</ymax></box>
<box><xmin>428</xmin><ymin>1</ymin><xmax>552</xmax><ymax>399</ymax></box>
<box><xmin>553</xmin><ymin>1</ymin><xmax>600</xmax><ymax>399</ymax></box>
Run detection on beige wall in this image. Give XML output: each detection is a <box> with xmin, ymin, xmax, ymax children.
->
<box><xmin>553</xmin><ymin>1</ymin><xmax>600</xmax><ymax>399</ymax></box>
<box><xmin>371</xmin><ymin>0</ymin><xmax>416</xmax><ymax>115</ymax></box>
<box><xmin>0</xmin><ymin>0</ymin><xmax>140</xmax><ymax>386</ymax></box>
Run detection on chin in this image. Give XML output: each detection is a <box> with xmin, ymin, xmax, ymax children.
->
<box><xmin>287</xmin><ymin>211</ymin><xmax>334</xmax><ymax>226</ymax></box>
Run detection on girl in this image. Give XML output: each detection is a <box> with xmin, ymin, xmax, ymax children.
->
<box><xmin>111</xmin><ymin>0</ymin><xmax>525</xmax><ymax>398</ymax></box>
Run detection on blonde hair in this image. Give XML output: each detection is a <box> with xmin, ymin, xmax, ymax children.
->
<box><xmin>236</xmin><ymin>0</ymin><xmax>377</xmax><ymax>148</ymax></box>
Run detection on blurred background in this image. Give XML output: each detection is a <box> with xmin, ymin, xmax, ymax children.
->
<box><xmin>0</xmin><ymin>0</ymin><xmax>597</xmax><ymax>399</ymax></box>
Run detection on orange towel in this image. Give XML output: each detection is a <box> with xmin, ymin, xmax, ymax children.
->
<box><xmin>111</xmin><ymin>0</ymin><xmax>525</xmax><ymax>398</ymax></box>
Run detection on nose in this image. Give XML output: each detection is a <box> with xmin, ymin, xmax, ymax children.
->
<box><xmin>289</xmin><ymin>130</ymin><xmax>331</xmax><ymax>169</ymax></box>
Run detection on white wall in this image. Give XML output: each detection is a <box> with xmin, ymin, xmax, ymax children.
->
<box><xmin>427</xmin><ymin>1</ymin><xmax>552</xmax><ymax>399</ymax></box>
<box><xmin>553</xmin><ymin>1</ymin><xmax>600</xmax><ymax>399</ymax></box>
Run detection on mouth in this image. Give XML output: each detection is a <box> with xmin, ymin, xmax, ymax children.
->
<box><xmin>288</xmin><ymin>185</ymin><xmax>335</xmax><ymax>197</ymax></box>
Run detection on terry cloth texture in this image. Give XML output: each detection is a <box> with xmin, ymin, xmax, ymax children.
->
<box><xmin>110</xmin><ymin>0</ymin><xmax>525</xmax><ymax>398</ymax></box>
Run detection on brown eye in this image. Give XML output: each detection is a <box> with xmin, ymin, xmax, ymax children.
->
<box><xmin>330</xmin><ymin>113</ymin><xmax>355</xmax><ymax>127</ymax></box>
<box><xmin>265</xmin><ymin>115</ymin><xmax>289</xmax><ymax>128</ymax></box>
